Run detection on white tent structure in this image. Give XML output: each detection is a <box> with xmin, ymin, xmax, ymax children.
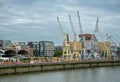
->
<box><xmin>0</xmin><ymin>49</ymin><xmax>4</xmax><ymax>57</ymax></box>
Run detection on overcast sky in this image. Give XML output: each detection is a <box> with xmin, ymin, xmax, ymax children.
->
<box><xmin>0</xmin><ymin>0</ymin><xmax>120</xmax><ymax>45</ymax></box>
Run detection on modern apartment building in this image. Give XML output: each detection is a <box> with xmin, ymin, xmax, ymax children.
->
<box><xmin>28</xmin><ymin>41</ymin><xmax>55</xmax><ymax>57</ymax></box>
<box><xmin>40</xmin><ymin>41</ymin><xmax>55</xmax><ymax>57</ymax></box>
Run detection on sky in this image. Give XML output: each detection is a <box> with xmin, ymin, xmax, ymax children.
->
<box><xmin>0</xmin><ymin>0</ymin><xmax>120</xmax><ymax>45</ymax></box>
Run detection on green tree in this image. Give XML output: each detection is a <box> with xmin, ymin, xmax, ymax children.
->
<box><xmin>54</xmin><ymin>50</ymin><xmax>63</xmax><ymax>57</ymax></box>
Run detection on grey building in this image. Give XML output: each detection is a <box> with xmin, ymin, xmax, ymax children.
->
<box><xmin>40</xmin><ymin>41</ymin><xmax>55</xmax><ymax>57</ymax></box>
<box><xmin>28</xmin><ymin>41</ymin><xmax>40</xmax><ymax>56</ymax></box>
<box><xmin>2</xmin><ymin>40</ymin><xmax>12</xmax><ymax>50</ymax></box>
<box><xmin>28</xmin><ymin>41</ymin><xmax>55</xmax><ymax>57</ymax></box>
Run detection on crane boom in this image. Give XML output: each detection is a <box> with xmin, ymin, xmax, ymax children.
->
<box><xmin>106</xmin><ymin>34</ymin><xmax>120</xmax><ymax>47</ymax></box>
<box><xmin>112</xmin><ymin>37</ymin><xmax>120</xmax><ymax>46</ymax></box>
<box><xmin>95</xmin><ymin>17</ymin><xmax>104</xmax><ymax>41</ymax></box>
<box><xmin>77</xmin><ymin>11</ymin><xmax>83</xmax><ymax>34</ymax></box>
<box><xmin>69</xmin><ymin>15</ymin><xmax>75</xmax><ymax>34</ymax></box>
<box><xmin>77</xmin><ymin>11</ymin><xmax>86</xmax><ymax>47</ymax></box>
<box><xmin>57</xmin><ymin>17</ymin><xmax>65</xmax><ymax>39</ymax></box>
<box><xmin>69</xmin><ymin>14</ymin><xmax>77</xmax><ymax>42</ymax></box>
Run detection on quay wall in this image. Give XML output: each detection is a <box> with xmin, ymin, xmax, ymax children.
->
<box><xmin>0</xmin><ymin>60</ymin><xmax>120</xmax><ymax>75</ymax></box>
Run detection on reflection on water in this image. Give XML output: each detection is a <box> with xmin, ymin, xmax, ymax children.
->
<box><xmin>0</xmin><ymin>67</ymin><xmax>120</xmax><ymax>82</ymax></box>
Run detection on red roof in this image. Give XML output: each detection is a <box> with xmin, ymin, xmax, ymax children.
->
<box><xmin>79</xmin><ymin>34</ymin><xmax>97</xmax><ymax>41</ymax></box>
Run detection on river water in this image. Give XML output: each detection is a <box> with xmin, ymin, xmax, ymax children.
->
<box><xmin>0</xmin><ymin>66</ymin><xmax>120</xmax><ymax>82</ymax></box>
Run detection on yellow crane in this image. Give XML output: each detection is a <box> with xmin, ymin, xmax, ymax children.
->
<box><xmin>57</xmin><ymin>17</ymin><xmax>72</xmax><ymax>60</ymax></box>
<box><xmin>95</xmin><ymin>17</ymin><xmax>111</xmax><ymax>58</ymax></box>
<box><xmin>69</xmin><ymin>15</ymin><xmax>81</xmax><ymax>60</ymax></box>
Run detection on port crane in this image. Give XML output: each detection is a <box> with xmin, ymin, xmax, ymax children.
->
<box><xmin>95</xmin><ymin>17</ymin><xmax>111</xmax><ymax>58</ymax></box>
<box><xmin>57</xmin><ymin>17</ymin><xmax>72</xmax><ymax>60</ymax></box>
<box><xmin>77</xmin><ymin>11</ymin><xmax>88</xmax><ymax>60</ymax></box>
<box><xmin>69</xmin><ymin>15</ymin><xmax>81</xmax><ymax>60</ymax></box>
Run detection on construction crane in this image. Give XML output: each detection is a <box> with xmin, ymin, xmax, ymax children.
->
<box><xmin>69</xmin><ymin>15</ymin><xmax>81</xmax><ymax>60</ymax></box>
<box><xmin>95</xmin><ymin>17</ymin><xmax>111</xmax><ymax>58</ymax></box>
<box><xmin>77</xmin><ymin>11</ymin><xmax>88</xmax><ymax>60</ymax></box>
<box><xmin>57</xmin><ymin>17</ymin><xmax>72</xmax><ymax>60</ymax></box>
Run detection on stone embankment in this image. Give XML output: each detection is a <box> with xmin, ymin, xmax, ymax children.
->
<box><xmin>0</xmin><ymin>60</ymin><xmax>120</xmax><ymax>75</ymax></box>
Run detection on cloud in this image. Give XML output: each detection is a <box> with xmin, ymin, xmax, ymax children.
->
<box><xmin>0</xmin><ymin>0</ymin><xmax>120</xmax><ymax>45</ymax></box>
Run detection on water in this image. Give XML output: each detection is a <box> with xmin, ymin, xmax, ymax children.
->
<box><xmin>0</xmin><ymin>67</ymin><xmax>120</xmax><ymax>82</ymax></box>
